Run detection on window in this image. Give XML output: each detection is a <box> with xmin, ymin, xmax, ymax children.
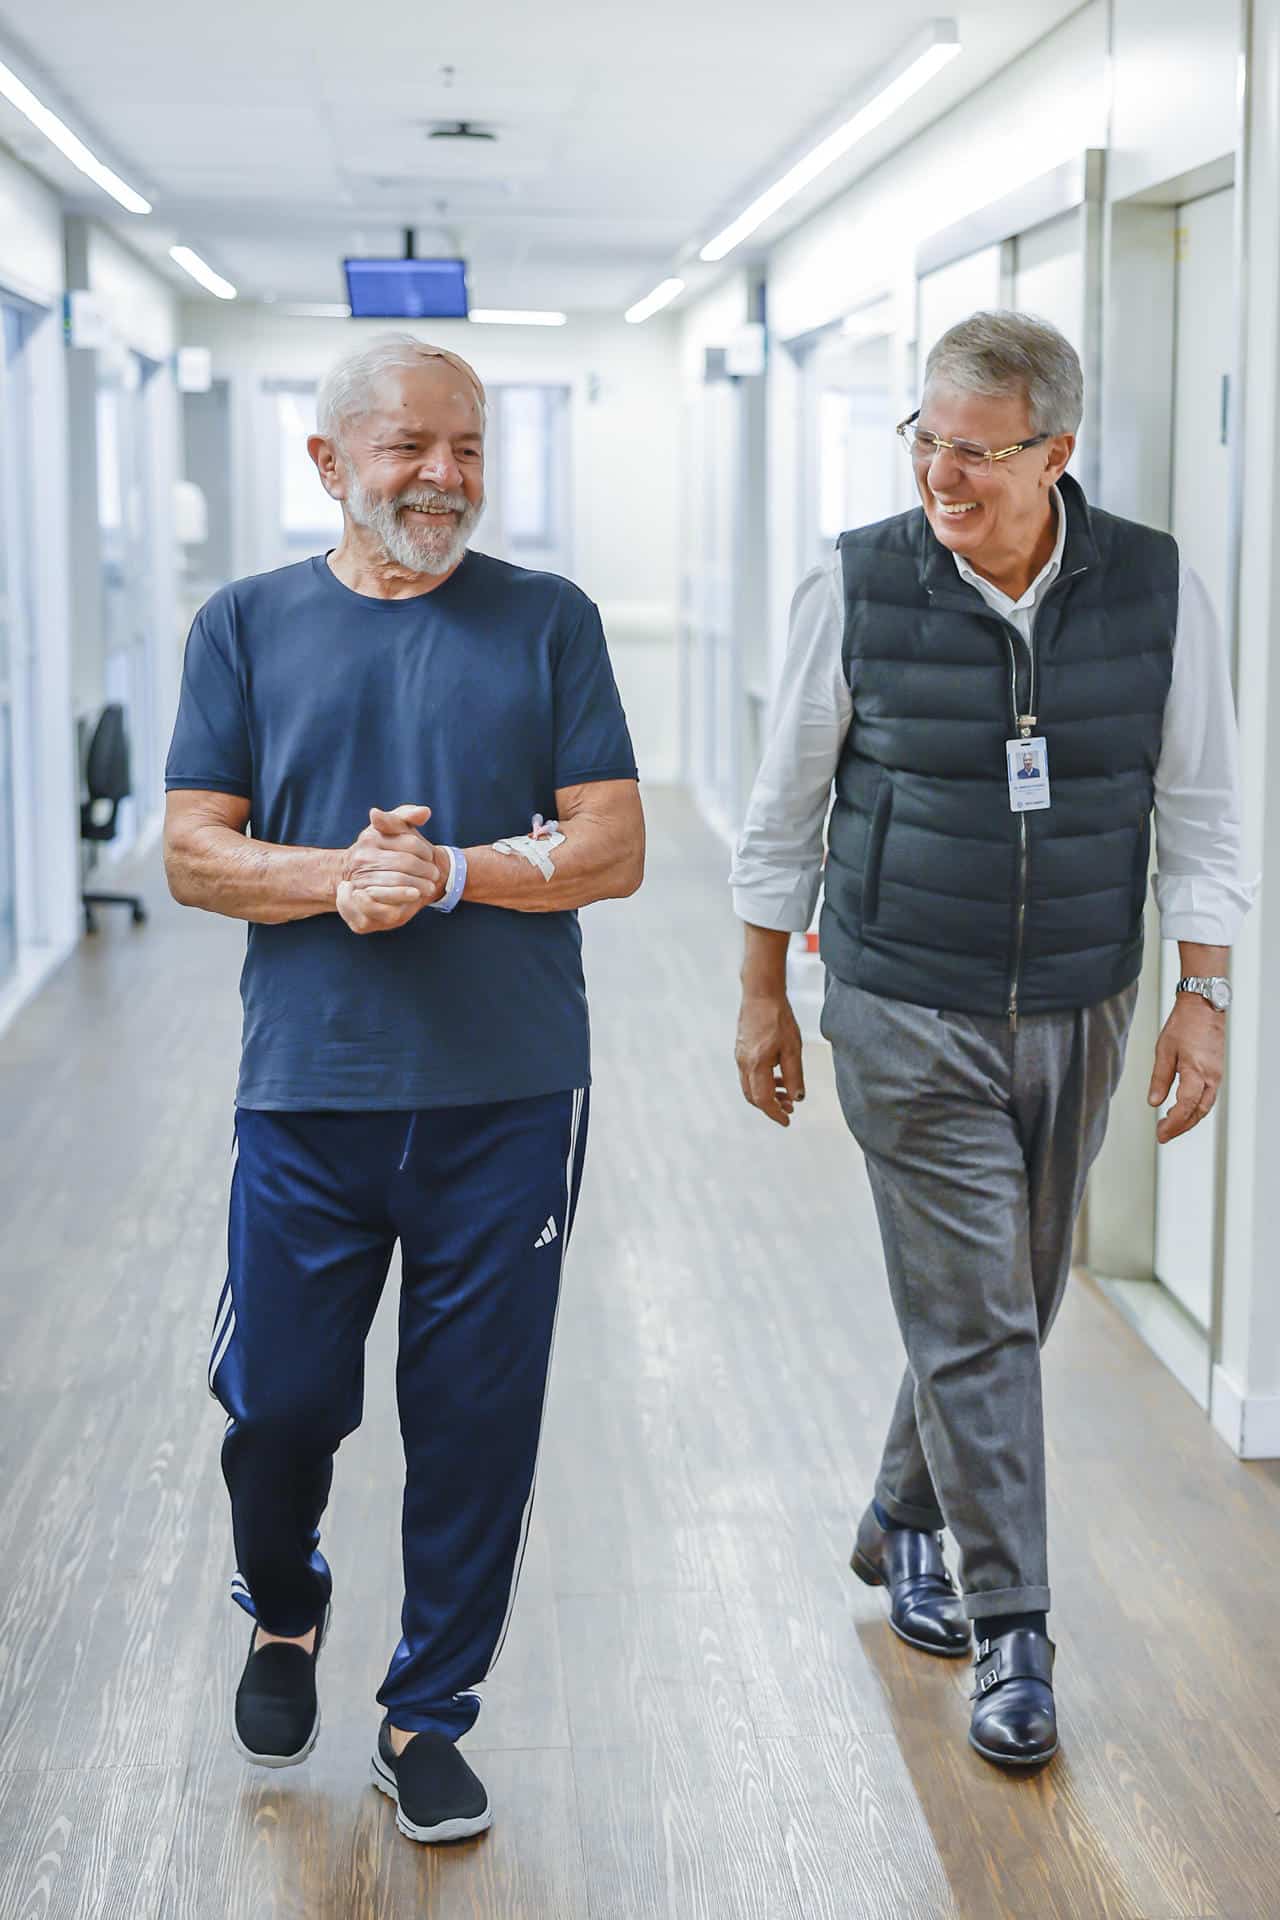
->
<box><xmin>485</xmin><ymin>385</ymin><xmax>571</xmax><ymax>575</ymax></box>
<box><xmin>276</xmin><ymin>390</ymin><xmax>342</xmax><ymax>541</ymax></box>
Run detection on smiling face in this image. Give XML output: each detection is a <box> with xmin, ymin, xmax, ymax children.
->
<box><xmin>912</xmin><ymin>380</ymin><xmax>1073</xmax><ymax>585</ymax></box>
<box><xmin>311</xmin><ymin>359</ymin><xmax>486</xmax><ymax>576</ymax></box>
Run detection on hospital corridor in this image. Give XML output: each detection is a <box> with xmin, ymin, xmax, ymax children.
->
<box><xmin>2</xmin><ymin>2</ymin><xmax>1280</xmax><ymax>1916</ymax></box>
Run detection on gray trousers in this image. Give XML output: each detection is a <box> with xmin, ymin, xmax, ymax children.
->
<box><xmin>822</xmin><ymin>975</ymin><xmax>1138</xmax><ymax>1619</ymax></box>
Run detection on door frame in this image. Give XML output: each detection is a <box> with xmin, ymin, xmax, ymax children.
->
<box><xmin>1087</xmin><ymin>150</ymin><xmax>1246</xmax><ymax>1409</ymax></box>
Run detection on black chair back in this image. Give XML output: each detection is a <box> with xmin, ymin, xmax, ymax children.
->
<box><xmin>81</xmin><ymin>702</ymin><xmax>133</xmax><ymax>844</ymax></box>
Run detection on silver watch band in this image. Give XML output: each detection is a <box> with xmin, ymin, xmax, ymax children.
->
<box><xmin>1176</xmin><ymin>975</ymin><xmax>1232</xmax><ymax>1011</ymax></box>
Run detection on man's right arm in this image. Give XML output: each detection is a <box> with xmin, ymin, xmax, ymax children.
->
<box><xmin>731</xmin><ymin>556</ymin><xmax>851</xmax><ymax>1127</ymax></box>
<box><xmin>163</xmin><ymin>790</ymin><xmax>343</xmax><ymax>924</ymax></box>
<box><xmin>163</xmin><ymin>792</ymin><xmax>445</xmax><ymax>929</ymax></box>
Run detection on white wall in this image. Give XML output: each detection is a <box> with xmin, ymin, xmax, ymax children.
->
<box><xmin>0</xmin><ymin>146</ymin><xmax>63</xmax><ymax>304</ymax></box>
<box><xmin>86</xmin><ymin>225</ymin><xmax>177</xmax><ymax>362</ymax></box>
<box><xmin>677</xmin><ymin>273</ymin><xmax>751</xmax><ymax>380</ymax></box>
<box><xmin>182</xmin><ymin>303</ymin><xmax>683</xmax><ymax>782</ymax></box>
<box><xmin>673</xmin><ymin>272</ymin><xmax>767</xmax><ymax>825</ymax></box>
<box><xmin>1108</xmin><ymin>0</ymin><xmax>1244</xmax><ymax>203</ymax></box>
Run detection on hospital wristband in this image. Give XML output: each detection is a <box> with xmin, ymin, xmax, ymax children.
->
<box><xmin>429</xmin><ymin>844</ymin><xmax>468</xmax><ymax>914</ymax></box>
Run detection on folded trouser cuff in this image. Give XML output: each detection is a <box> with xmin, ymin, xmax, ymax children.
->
<box><xmin>874</xmin><ymin>1482</ymin><xmax>946</xmax><ymax>1532</ymax></box>
<box><xmin>961</xmin><ymin>1585</ymin><xmax>1051</xmax><ymax>1620</ymax></box>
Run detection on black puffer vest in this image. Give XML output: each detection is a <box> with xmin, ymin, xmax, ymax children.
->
<box><xmin>821</xmin><ymin>474</ymin><xmax>1177</xmax><ymax>1019</ymax></box>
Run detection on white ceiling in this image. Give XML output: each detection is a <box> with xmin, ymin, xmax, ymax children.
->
<box><xmin>0</xmin><ymin>0</ymin><xmax>1081</xmax><ymax>313</ymax></box>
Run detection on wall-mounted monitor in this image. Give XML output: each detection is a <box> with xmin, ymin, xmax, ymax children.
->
<box><xmin>342</xmin><ymin>257</ymin><xmax>470</xmax><ymax>320</ymax></box>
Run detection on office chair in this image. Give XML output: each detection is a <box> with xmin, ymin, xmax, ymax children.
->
<box><xmin>80</xmin><ymin>701</ymin><xmax>147</xmax><ymax>934</ymax></box>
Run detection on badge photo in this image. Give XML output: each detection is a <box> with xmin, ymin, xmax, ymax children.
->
<box><xmin>1006</xmin><ymin>737</ymin><xmax>1051</xmax><ymax>812</ymax></box>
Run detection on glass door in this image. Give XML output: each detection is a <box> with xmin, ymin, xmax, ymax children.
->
<box><xmin>1153</xmin><ymin>185</ymin><xmax>1236</xmax><ymax>1333</ymax></box>
<box><xmin>0</xmin><ymin>300</ymin><xmax>37</xmax><ymax>989</ymax></box>
<box><xmin>97</xmin><ymin>349</ymin><xmax>160</xmax><ymax>853</ymax></box>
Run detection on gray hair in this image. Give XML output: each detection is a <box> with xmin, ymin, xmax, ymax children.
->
<box><xmin>316</xmin><ymin>332</ymin><xmax>487</xmax><ymax>445</ymax></box>
<box><xmin>924</xmin><ymin>310</ymin><xmax>1084</xmax><ymax>436</ymax></box>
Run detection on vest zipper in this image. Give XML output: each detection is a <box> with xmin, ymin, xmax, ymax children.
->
<box><xmin>927</xmin><ymin>563</ymin><xmax>1087</xmax><ymax>1031</ymax></box>
<box><xmin>1006</xmin><ymin>630</ymin><xmax>1035</xmax><ymax>1031</ymax></box>
<box><xmin>1003</xmin><ymin>564</ymin><xmax>1086</xmax><ymax>1027</ymax></box>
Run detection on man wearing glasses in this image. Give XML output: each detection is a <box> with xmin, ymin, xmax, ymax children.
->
<box><xmin>731</xmin><ymin>311</ymin><xmax>1251</xmax><ymax>1770</ymax></box>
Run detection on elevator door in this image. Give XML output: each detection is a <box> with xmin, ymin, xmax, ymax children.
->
<box><xmin>1154</xmin><ymin>185</ymin><xmax>1235</xmax><ymax>1330</ymax></box>
<box><xmin>917</xmin><ymin>246</ymin><xmax>1003</xmax><ymax>365</ymax></box>
<box><xmin>1013</xmin><ymin>210</ymin><xmax>1084</xmax><ymax>354</ymax></box>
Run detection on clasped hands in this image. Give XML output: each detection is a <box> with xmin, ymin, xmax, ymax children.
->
<box><xmin>336</xmin><ymin>804</ymin><xmax>447</xmax><ymax>935</ymax></box>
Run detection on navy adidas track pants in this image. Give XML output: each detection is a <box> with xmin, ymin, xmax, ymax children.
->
<box><xmin>208</xmin><ymin>1088</ymin><xmax>588</xmax><ymax>1739</ymax></box>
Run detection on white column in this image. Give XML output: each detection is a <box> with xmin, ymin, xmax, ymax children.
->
<box><xmin>1214</xmin><ymin>0</ymin><xmax>1280</xmax><ymax>1456</ymax></box>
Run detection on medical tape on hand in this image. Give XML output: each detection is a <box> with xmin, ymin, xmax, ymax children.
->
<box><xmin>492</xmin><ymin>814</ymin><xmax>565</xmax><ymax>880</ymax></box>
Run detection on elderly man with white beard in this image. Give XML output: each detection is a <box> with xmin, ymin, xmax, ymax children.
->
<box><xmin>162</xmin><ymin>335</ymin><xmax>643</xmax><ymax>1843</ymax></box>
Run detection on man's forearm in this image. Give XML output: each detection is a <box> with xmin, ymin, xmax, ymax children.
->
<box><xmin>741</xmin><ymin>922</ymin><xmax>792</xmax><ymax>998</ymax></box>
<box><xmin>1177</xmin><ymin>941</ymin><xmax>1230</xmax><ymax>983</ymax></box>
<box><xmin>460</xmin><ymin>822</ymin><xmax>642</xmax><ymax>913</ymax></box>
<box><xmin>165</xmin><ymin>823</ymin><xmax>342</xmax><ymax>924</ymax></box>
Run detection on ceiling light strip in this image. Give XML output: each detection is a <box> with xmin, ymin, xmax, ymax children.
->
<box><xmin>624</xmin><ymin>278</ymin><xmax>686</xmax><ymax>325</ymax></box>
<box><xmin>699</xmin><ymin>26</ymin><xmax>960</xmax><ymax>263</ymax></box>
<box><xmin>169</xmin><ymin>246</ymin><xmax>237</xmax><ymax>300</ymax></box>
<box><xmin>0</xmin><ymin>57</ymin><xmax>151</xmax><ymax>214</ymax></box>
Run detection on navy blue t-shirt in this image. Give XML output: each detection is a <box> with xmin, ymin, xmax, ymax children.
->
<box><xmin>165</xmin><ymin>550</ymin><xmax>637</xmax><ymax>1110</ymax></box>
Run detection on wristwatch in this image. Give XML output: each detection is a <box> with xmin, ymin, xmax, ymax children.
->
<box><xmin>1176</xmin><ymin>975</ymin><xmax>1233</xmax><ymax>1012</ymax></box>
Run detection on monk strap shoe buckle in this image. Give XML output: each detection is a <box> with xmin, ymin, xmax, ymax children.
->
<box><xmin>979</xmin><ymin>1665</ymin><xmax>1001</xmax><ymax>1693</ymax></box>
<box><xmin>976</xmin><ymin>1638</ymin><xmax>991</xmax><ymax>1659</ymax></box>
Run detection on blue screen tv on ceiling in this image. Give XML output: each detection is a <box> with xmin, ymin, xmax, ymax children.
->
<box><xmin>343</xmin><ymin>257</ymin><xmax>470</xmax><ymax>320</ymax></box>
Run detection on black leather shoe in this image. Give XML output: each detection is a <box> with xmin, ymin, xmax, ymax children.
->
<box><xmin>850</xmin><ymin>1504</ymin><xmax>970</xmax><ymax>1657</ymax></box>
<box><xmin>969</xmin><ymin>1628</ymin><xmax>1058</xmax><ymax>1768</ymax></box>
<box><xmin>232</xmin><ymin>1602</ymin><xmax>330</xmax><ymax>1768</ymax></box>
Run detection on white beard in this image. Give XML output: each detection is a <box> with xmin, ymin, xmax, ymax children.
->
<box><xmin>343</xmin><ymin>471</ymin><xmax>485</xmax><ymax>576</ymax></box>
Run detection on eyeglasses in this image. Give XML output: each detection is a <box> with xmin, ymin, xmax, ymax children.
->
<box><xmin>896</xmin><ymin>410</ymin><xmax>1051</xmax><ymax>473</ymax></box>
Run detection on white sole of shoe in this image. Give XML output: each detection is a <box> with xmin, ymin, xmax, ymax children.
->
<box><xmin>231</xmin><ymin>1601</ymin><xmax>331</xmax><ymax>1769</ymax></box>
<box><xmin>232</xmin><ymin>1706</ymin><xmax>322</xmax><ymax>1769</ymax></box>
<box><xmin>370</xmin><ymin>1748</ymin><xmax>493</xmax><ymax>1843</ymax></box>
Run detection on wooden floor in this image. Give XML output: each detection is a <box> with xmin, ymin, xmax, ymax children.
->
<box><xmin>3</xmin><ymin>788</ymin><xmax>1280</xmax><ymax>1919</ymax></box>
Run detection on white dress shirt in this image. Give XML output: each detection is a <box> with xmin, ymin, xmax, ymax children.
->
<box><xmin>730</xmin><ymin>490</ymin><xmax>1255</xmax><ymax>946</ymax></box>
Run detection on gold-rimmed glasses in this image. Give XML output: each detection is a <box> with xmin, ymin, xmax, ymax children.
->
<box><xmin>895</xmin><ymin>410</ymin><xmax>1052</xmax><ymax>473</ymax></box>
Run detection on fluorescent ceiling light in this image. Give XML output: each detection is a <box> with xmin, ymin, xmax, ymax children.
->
<box><xmin>0</xmin><ymin>57</ymin><xmax>150</xmax><ymax>213</ymax></box>
<box><xmin>280</xmin><ymin>303</ymin><xmax>352</xmax><ymax>318</ymax></box>
<box><xmin>624</xmin><ymin>278</ymin><xmax>685</xmax><ymax>325</ymax></box>
<box><xmin>169</xmin><ymin>246</ymin><xmax>237</xmax><ymax>300</ymax></box>
<box><xmin>700</xmin><ymin>24</ymin><xmax>961</xmax><ymax>262</ymax></box>
<box><xmin>469</xmin><ymin>309</ymin><xmax>567</xmax><ymax>326</ymax></box>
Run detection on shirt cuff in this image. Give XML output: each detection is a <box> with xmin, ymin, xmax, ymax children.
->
<box><xmin>731</xmin><ymin>871</ymin><xmax>822</xmax><ymax>933</ymax></box>
<box><xmin>1154</xmin><ymin>872</ymin><xmax>1259</xmax><ymax>946</ymax></box>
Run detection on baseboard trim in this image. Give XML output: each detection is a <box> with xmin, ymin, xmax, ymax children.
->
<box><xmin>1094</xmin><ymin>1273</ymin><xmax>1210</xmax><ymax>1410</ymax></box>
<box><xmin>1211</xmin><ymin>1366</ymin><xmax>1280</xmax><ymax>1460</ymax></box>
<box><xmin>0</xmin><ymin>938</ymin><xmax>74</xmax><ymax>1039</ymax></box>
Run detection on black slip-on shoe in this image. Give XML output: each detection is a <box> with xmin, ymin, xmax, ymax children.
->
<box><xmin>968</xmin><ymin>1628</ymin><xmax>1058</xmax><ymax>1769</ymax></box>
<box><xmin>371</xmin><ymin>1718</ymin><xmax>492</xmax><ymax>1844</ymax></box>
<box><xmin>232</xmin><ymin>1602</ymin><xmax>331</xmax><ymax>1768</ymax></box>
<box><xmin>850</xmin><ymin>1504</ymin><xmax>971</xmax><ymax>1658</ymax></box>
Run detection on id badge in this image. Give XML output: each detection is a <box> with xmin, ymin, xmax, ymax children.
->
<box><xmin>1006</xmin><ymin>736</ymin><xmax>1051</xmax><ymax>813</ymax></box>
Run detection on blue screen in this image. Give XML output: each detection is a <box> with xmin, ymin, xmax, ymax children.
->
<box><xmin>343</xmin><ymin>258</ymin><xmax>470</xmax><ymax>320</ymax></box>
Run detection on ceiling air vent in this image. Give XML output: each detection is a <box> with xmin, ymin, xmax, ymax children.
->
<box><xmin>428</xmin><ymin>121</ymin><xmax>497</xmax><ymax>143</ymax></box>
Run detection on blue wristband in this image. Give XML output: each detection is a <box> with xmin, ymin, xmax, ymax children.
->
<box><xmin>429</xmin><ymin>844</ymin><xmax>467</xmax><ymax>914</ymax></box>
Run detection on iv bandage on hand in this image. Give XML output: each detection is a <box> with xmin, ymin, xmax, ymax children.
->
<box><xmin>492</xmin><ymin>813</ymin><xmax>566</xmax><ymax>881</ymax></box>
